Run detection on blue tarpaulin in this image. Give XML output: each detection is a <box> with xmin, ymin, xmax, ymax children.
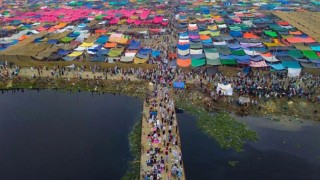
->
<box><xmin>151</xmin><ymin>50</ymin><xmax>161</xmax><ymax>57</ymax></box>
<box><xmin>128</xmin><ymin>40</ymin><xmax>141</xmax><ymax>50</ymax></box>
<box><xmin>270</xmin><ymin>63</ymin><xmax>285</xmax><ymax>70</ymax></box>
<box><xmin>282</xmin><ymin>60</ymin><xmax>301</xmax><ymax>69</ymax></box>
<box><xmin>95</xmin><ymin>35</ymin><xmax>108</xmax><ymax>44</ymax></box>
<box><xmin>178</xmin><ymin>54</ymin><xmax>191</xmax><ymax>59</ymax></box>
<box><xmin>138</xmin><ymin>48</ymin><xmax>152</xmax><ymax>55</ymax></box>
<box><xmin>136</xmin><ymin>53</ymin><xmax>148</xmax><ymax>59</ymax></box>
<box><xmin>173</xmin><ymin>82</ymin><xmax>185</xmax><ymax>89</ymax></box>
<box><xmin>96</xmin><ymin>49</ymin><xmax>109</xmax><ymax>55</ymax></box>
<box><xmin>230</xmin><ymin>31</ymin><xmax>243</xmax><ymax>37</ymax></box>
<box><xmin>57</xmin><ymin>49</ymin><xmax>71</xmax><ymax>55</ymax></box>
<box><xmin>48</xmin><ymin>39</ymin><xmax>58</xmax><ymax>44</ymax></box>
<box><xmin>177</xmin><ymin>44</ymin><xmax>190</xmax><ymax>50</ymax></box>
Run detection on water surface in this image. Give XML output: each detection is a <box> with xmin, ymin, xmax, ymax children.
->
<box><xmin>0</xmin><ymin>90</ymin><xmax>142</xmax><ymax>180</ymax></box>
<box><xmin>177</xmin><ymin>113</ymin><xmax>320</xmax><ymax>180</ymax></box>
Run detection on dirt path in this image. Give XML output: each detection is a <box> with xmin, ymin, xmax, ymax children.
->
<box><xmin>140</xmin><ymin>86</ymin><xmax>185</xmax><ymax>180</ymax></box>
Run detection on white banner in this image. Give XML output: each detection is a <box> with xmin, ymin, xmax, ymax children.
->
<box><xmin>288</xmin><ymin>68</ymin><xmax>301</xmax><ymax>77</ymax></box>
<box><xmin>216</xmin><ymin>83</ymin><xmax>233</xmax><ymax>96</ymax></box>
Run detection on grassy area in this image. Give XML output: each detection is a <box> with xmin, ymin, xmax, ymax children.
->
<box><xmin>175</xmin><ymin>95</ymin><xmax>257</xmax><ymax>152</ymax></box>
<box><xmin>0</xmin><ymin>77</ymin><xmax>148</xmax><ymax>98</ymax></box>
<box><xmin>122</xmin><ymin>119</ymin><xmax>142</xmax><ymax>180</ymax></box>
<box><xmin>4</xmin><ymin>59</ymin><xmax>157</xmax><ymax>69</ymax></box>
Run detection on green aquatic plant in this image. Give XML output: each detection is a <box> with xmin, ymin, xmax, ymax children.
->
<box><xmin>175</xmin><ymin>97</ymin><xmax>258</xmax><ymax>152</ymax></box>
<box><xmin>122</xmin><ymin>119</ymin><xmax>142</xmax><ymax>180</ymax></box>
<box><xmin>228</xmin><ymin>161</ymin><xmax>239</xmax><ymax>167</ymax></box>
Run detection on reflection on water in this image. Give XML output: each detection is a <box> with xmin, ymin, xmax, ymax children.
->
<box><xmin>177</xmin><ymin>113</ymin><xmax>320</xmax><ymax>180</ymax></box>
<box><xmin>0</xmin><ymin>90</ymin><xmax>142</xmax><ymax>180</ymax></box>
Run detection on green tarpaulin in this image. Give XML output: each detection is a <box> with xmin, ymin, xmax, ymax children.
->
<box><xmin>60</xmin><ymin>37</ymin><xmax>74</xmax><ymax>43</ymax></box>
<box><xmin>282</xmin><ymin>60</ymin><xmax>301</xmax><ymax>68</ymax></box>
<box><xmin>288</xmin><ymin>50</ymin><xmax>304</xmax><ymax>59</ymax></box>
<box><xmin>190</xmin><ymin>42</ymin><xmax>203</xmax><ymax>49</ymax></box>
<box><xmin>302</xmin><ymin>50</ymin><xmax>319</xmax><ymax>60</ymax></box>
<box><xmin>191</xmin><ymin>58</ymin><xmax>206</xmax><ymax>67</ymax></box>
<box><xmin>206</xmin><ymin>58</ymin><xmax>221</xmax><ymax>65</ymax></box>
<box><xmin>199</xmin><ymin>31</ymin><xmax>210</xmax><ymax>35</ymax></box>
<box><xmin>216</xmin><ymin>46</ymin><xmax>231</xmax><ymax>55</ymax></box>
<box><xmin>204</xmin><ymin>48</ymin><xmax>218</xmax><ymax>53</ymax></box>
<box><xmin>108</xmin><ymin>48</ymin><xmax>124</xmax><ymax>57</ymax></box>
<box><xmin>231</xmin><ymin>49</ymin><xmax>246</xmax><ymax>56</ymax></box>
<box><xmin>264</xmin><ymin>30</ymin><xmax>278</xmax><ymax>38</ymax></box>
<box><xmin>220</xmin><ymin>59</ymin><xmax>237</xmax><ymax>65</ymax></box>
<box><xmin>269</xmin><ymin>24</ymin><xmax>288</xmax><ymax>32</ymax></box>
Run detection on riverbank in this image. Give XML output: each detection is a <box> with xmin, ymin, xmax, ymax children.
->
<box><xmin>122</xmin><ymin>118</ymin><xmax>142</xmax><ymax>180</ymax></box>
<box><xmin>0</xmin><ymin>76</ymin><xmax>148</xmax><ymax>98</ymax></box>
<box><xmin>174</xmin><ymin>92</ymin><xmax>258</xmax><ymax>152</ymax></box>
<box><xmin>181</xmin><ymin>83</ymin><xmax>320</xmax><ymax>122</ymax></box>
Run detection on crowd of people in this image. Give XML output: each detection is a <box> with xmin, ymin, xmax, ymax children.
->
<box><xmin>142</xmin><ymin>86</ymin><xmax>183</xmax><ymax>180</ymax></box>
<box><xmin>1</xmin><ymin>59</ymin><xmax>320</xmax><ymax>104</ymax></box>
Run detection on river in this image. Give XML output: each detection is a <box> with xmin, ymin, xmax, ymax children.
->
<box><xmin>177</xmin><ymin>112</ymin><xmax>320</xmax><ymax>180</ymax></box>
<box><xmin>0</xmin><ymin>90</ymin><xmax>142</xmax><ymax>180</ymax></box>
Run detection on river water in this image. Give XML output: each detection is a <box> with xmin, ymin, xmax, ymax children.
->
<box><xmin>0</xmin><ymin>90</ymin><xmax>142</xmax><ymax>180</ymax></box>
<box><xmin>177</xmin><ymin>113</ymin><xmax>320</xmax><ymax>180</ymax></box>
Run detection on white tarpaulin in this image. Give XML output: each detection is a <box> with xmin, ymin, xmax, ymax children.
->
<box><xmin>216</xmin><ymin>83</ymin><xmax>233</xmax><ymax>96</ymax></box>
<box><xmin>190</xmin><ymin>49</ymin><xmax>203</xmax><ymax>55</ymax></box>
<box><xmin>288</xmin><ymin>68</ymin><xmax>301</xmax><ymax>77</ymax></box>
<box><xmin>177</xmin><ymin>49</ymin><xmax>190</xmax><ymax>56</ymax></box>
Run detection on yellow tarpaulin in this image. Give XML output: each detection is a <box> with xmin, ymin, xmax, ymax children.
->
<box><xmin>134</xmin><ymin>57</ymin><xmax>148</xmax><ymax>64</ymax></box>
<box><xmin>210</xmin><ymin>31</ymin><xmax>220</xmax><ymax>37</ymax></box>
<box><xmin>80</xmin><ymin>42</ymin><xmax>94</xmax><ymax>47</ymax></box>
<box><xmin>68</xmin><ymin>51</ymin><xmax>83</xmax><ymax>57</ymax></box>
<box><xmin>208</xmin><ymin>25</ymin><xmax>218</xmax><ymax>31</ymax></box>
<box><xmin>263</xmin><ymin>42</ymin><xmax>278</xmax><ymax>47</ymax></box>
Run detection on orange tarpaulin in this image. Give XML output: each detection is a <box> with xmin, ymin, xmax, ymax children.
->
<box><xmin>286</xmin><ymin>37</ymin><xmax>316</xmax><ymax>43</ymax></box>
<box><xmin>243</xmin><ymin>32</ymin><xmax>258</xmax><ymax>39</ymax></box>
<box><xmin>277</xmin><ymin>21</ymin><xmax>290</xmax><ymax>26</ymax></box>
<box><xmin>178</xmin><ymin>41</ymin><xmax>189</xmax><ymax>45</ymax></box>
<box><xmin>18</xmin><ymin>35</ymin><xmax>29</xmax><ymax>41</ymax></box>
<box><xmin>95</xmin><ymin>29</ymin><xmax>107</xmax><ymax>34</ymax></box>
<box><xmin>177</xmin><ymin>59</ymin><xmax>191</xmax><ymax>67</ymax></box>
<box><xmin>200</xmin><ymin>35</ymin><xmax>210</xmax><ymax>40</ymax></box>
<box><xmin>261</xmin><ymin>52</ymin><xmax>272</xmax><ymax>57</ymax></box>
<box><xmin>289</xmin><ymin>31</ymin><xmax>302</xmax><ymax>35</ymax></box>
<box><xmin>104</xmin><ymin>42</ymin><xmax>117</xmax><ymax>48</ymax></box>
<box><xmin>53</xmin><ymin>22</ymin><xmax>67</xmax><ymax>29</ymax></box>
<box><xmin>47</xmin><ymin>27</ymin><xmax>56</xmax><ymax>32</ymax></box>
<box><xmin>37</xmin><ymin>26</ymin><xmax>47</xmax><ymax>31</ymax></box>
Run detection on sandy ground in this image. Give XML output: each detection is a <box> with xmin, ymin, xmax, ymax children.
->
<box><xmin>17</xmin><ymin>68</ymin><xmax>139</xmax><ymax>81</ymax></box>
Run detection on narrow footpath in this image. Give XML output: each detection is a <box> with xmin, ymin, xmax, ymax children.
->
<box><xmin>140</xmin><ymin>85</ymin><xmax>185</xmax><ymax>180</ymax></box>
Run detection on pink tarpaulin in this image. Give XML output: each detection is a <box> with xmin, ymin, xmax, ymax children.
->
<box><xmin>162</xmin><ymin>21</ymin><xmax>168</xmax><ymax>26</ymax></box>
<box><xmin>109</xmin><ymin>18</ymin><xmax>119</xmax><ymax>25</ymax></box>
<box><xmin>3</xmin><ymin>8</ymin><xmax>98</xmax><ymax>23</ymax></box>
<box><xmin>140</xmin><ymin>10</ymin><xmax>150</xmax><ymax>20</ymax></box>
<box><xmin>127</xmin><ymin>18</ymin><xmax>135</xmax><ymax>24</ymax></box>
<box><xmin>250</xmin><ymin>60</ymin><xmax>268</xmax><ymax>67</ymax></box>
<box><xmin>134</xmin><ymin>20</ymin><xmax>141</xmax><ymax>25</ymax></box>
<box><xmin>153</xmin><ymin>16</ymin><xmax>163</xmax><ymax>24</ymax></box>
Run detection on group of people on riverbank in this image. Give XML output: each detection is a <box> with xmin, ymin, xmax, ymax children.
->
<box><xmin>142</xmin><ymin>86</ymin><xmax>183</xmax><ymax>180</ymax></box>
<box><xmin>1</xmin><ymin>59</ymin><xmax>320</xmax><ymax>103</ymax></box>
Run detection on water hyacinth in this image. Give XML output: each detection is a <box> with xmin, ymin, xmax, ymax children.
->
<box><xmin>175</xmin><ymin>97</ymin><xmax>258</xmax><ymax>152</ymax></box>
